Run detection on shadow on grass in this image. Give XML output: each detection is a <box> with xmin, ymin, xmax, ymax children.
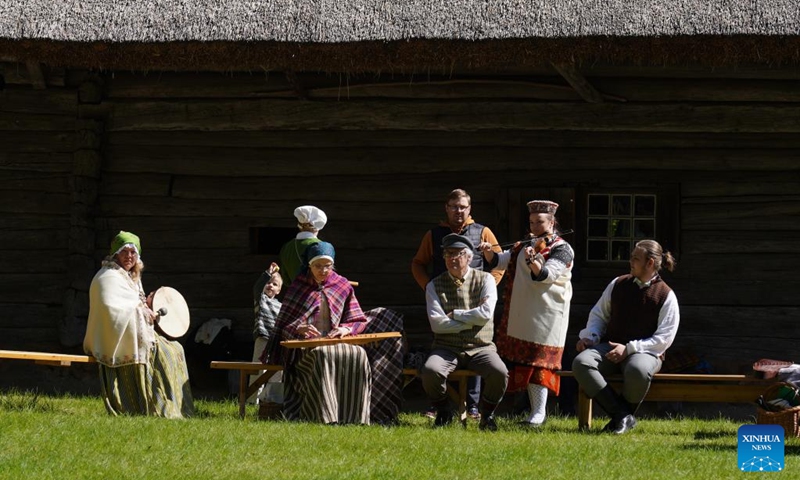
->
<box><xmin>0</xmin><ymin>389</ymin><xmax>57</xmax><ymax>413</ymax></box>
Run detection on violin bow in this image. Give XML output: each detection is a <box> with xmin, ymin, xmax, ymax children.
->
<box><xmin>491</xmin><ymin>229</ymin><xmax>575</xmax><ymax>249</ymax></box>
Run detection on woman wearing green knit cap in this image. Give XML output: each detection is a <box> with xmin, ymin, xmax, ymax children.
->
<box><xmin>84</xmin><ymin>231</ymin><xmax>194</xmax><ymax>418</ymax></box>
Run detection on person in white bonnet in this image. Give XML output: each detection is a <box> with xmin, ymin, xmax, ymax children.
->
<box><xmin>278</xmin><ymin>205</ymin><xmax>327</xmax><ymax>285</ymax></box>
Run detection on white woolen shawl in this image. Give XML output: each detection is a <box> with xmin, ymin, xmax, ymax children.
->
<box><xmin>84</xmin><ymin>261</ymin><xmax>155</xmax><ymax>367</ymax></box>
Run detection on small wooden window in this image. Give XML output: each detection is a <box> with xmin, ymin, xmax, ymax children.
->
<box><xmin>586</xmin><ymin>193</ymin><xmax>658</xmax><ymax>262</ymax></box>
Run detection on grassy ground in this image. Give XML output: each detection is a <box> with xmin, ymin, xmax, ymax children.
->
<box><xmin>0</xmin><ymin>390</ymin><xmax>797</xmax><ymax>480</ymax></box>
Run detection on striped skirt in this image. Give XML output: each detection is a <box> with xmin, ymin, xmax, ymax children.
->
<box><xmin>98</xmin><ymin>335</ymin><xmax>194</xmax><ymax>418</ymax></box>
<box><xmin>284</xmin><ymin>343</ymin><xmax>371</xmax><ymax>424</ymax></box>
<box><xmin>283</xmin><ymin>307</ymin><xmax>405</xmax><ymax>425</ymax></box>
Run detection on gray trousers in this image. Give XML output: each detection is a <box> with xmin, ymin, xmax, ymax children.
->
<box><xmin>572</xmin><ymin>342</ymin><xmax>662</xmax><ymax>404</ymax></box>
<box><xmin>421</xmin><ymin>348</ymin><xmax>508</xmax><ymax>405</ymax></box>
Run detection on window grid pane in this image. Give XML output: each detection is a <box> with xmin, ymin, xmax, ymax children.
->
<box><xmin>587</xmin><ymin>193</ymin><xmax>657</xmax><ymax>262</ymax></box>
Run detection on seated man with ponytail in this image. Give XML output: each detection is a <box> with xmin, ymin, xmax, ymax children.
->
<box><xmin>572</xmin><ymin>239</ymin><xmax>679</xmax><ymax>434</ymax></box>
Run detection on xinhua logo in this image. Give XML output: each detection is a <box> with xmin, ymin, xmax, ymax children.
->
<box><xmin>738</xmin><ymin>424</ymin><xmax>784</xmax><ymax>472</ymax></box>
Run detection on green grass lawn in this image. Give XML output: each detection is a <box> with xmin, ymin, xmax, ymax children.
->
<box><xmin>0</xmin><ymin>390</ymin><xmax>796</xmax><ymax>479</ymax></box>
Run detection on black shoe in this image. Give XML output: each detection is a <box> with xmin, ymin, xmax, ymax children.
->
<box><xmin>434</xmin><ymin>409</ymin><xmax>454</xmax><ymax>427</ymax></box>
<box><xmin>611</xmin><ymin>414</ymin><xmax>637</xmax><ymax>434</ymax></box>
<box><xmin>479</xmin><ymin>414</ymin><xmax>498</xmax><ymax>432</ymax></box>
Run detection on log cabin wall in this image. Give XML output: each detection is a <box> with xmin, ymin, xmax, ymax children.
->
<box><xmin>0</xmin><ymin>64</ymin><xmax>75</xmax><ymax>351</ymax></box>
<box><xmin>1</xmin><ymin>64</ymin><xmax>799</xmax><ymax>377</ymax></box>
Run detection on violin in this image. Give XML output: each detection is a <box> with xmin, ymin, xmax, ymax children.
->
<box><xmin>532</xmin><ymin>233</ymin><xmax>552</xmax><ymax>254</ymax></box>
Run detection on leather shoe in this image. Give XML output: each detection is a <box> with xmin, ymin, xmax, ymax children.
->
<box><xmin>611</xmin><ymin>414</ymin><xmax>637</xmax><ymax>434</ymax></box>
<box><xmin>433</xmin><ymin>409</ymin><xmax>454</xmax><ymax>427</ymax></box>
<box><xmin>479</xmin><ymin>414</ymin><xmax>498</xmax><ymax>432</ymax></box>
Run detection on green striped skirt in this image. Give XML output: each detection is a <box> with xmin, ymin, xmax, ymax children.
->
<box><xmin>98</xmin><ymin>335</ymin><xmax>194</xmax><ymax>418</ymax></box>
<box><xmin>284</xmin><ymin>342</ymin><xmax>371</xmax><ymax>424</ymax></box>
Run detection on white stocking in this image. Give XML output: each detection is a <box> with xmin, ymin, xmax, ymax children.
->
<box><xmin>524</xmin><ymin>384</ymin><xmax>548</xmax><ymax>424</ymax></box>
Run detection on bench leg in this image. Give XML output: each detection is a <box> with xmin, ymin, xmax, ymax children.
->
<box><xmin>578</xmin><ymin>387</ymin><xmax>592</xmax><ymax>431</ymax></box>
<box><xmin>238</xmin><ymin>371</ymin><xmax>248</xmax><ymax>419</ymax></box>
<box><xmin>458</xmin><ymin>376</ymin><xmax>468</xmax><ymax>427</ymax></box>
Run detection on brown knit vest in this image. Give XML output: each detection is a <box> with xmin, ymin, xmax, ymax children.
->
<box><xmin>432</xmin><ymin>269</ymin><xmax>495</xmax><ymax>351</ymax></box>
<box><xmin>604</xmin><ymin>274</ymin><xmax>672</xmax><ymax>344</ymax></box>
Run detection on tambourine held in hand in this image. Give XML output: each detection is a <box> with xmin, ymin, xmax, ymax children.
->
<box><xmin>152</xmin><ymin>286</ymin><xmax>190</xmax><ymax>339</ymax></box>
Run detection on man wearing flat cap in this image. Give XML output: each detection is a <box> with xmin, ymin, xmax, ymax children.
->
<box><xmin>278</xmin><ymin>205</ymin><xmax>327</xmax><ymax>286</ymax></box>
<box><xmin>411</xmin><ymin>188</ymin><xmax>503</xmax><ymax>418</ymax></box>
<box><xmin>420</xmin><ymin>233</ymin><xmax>509</xmax><ymax>431</ymax></box>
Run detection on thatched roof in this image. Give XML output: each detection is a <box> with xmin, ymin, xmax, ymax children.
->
<box><xmin>3</xmin><ymin>0</ymin><xmax>800</xmax><ymax>42</ymax></box>
<box><xmin>2</xmin><ymin>1</ymin><xmax>800</xmax><ymax>71</ymax></box>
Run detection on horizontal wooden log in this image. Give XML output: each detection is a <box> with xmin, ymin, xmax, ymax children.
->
<box><xmin>106</xmin><ymin>130</ymin><xmax>800</xmax><ymax>150</ymax></box>
<box><xmin>570</xmin><ymin>64</ymin><xmax>800</xmax><ymax>80</ymax></box>
<box><xmin>0</xmin><ymin>214</ymin><xmax>70</xmax><ymax>230</ymax></box>
<box><xmin>677</xmin><ymin>335</ymin><xmax>800</xmax><ymax>366</ymax></box>
<box><xmin>0</xmin><ymin>63</ymin><xmax>66</xmax><ymax>87</ymax></box>
<box><xmin>0</xmin><ymin>251</ymin><xmax>68</xmax><ymax>274</ymax></box>
<box><xmin>682</xmin><ymin>231</ymin><xmax>800</xmax><ymax>255</ymax></box>
<box><xmin>0</xmin><ymin>327</ymin><xmax>61</xmax><ymax>351</ymax></box>
<box><xmin>682</xmin><ymin>199</ymin><xmax>800</xmax><ymax>230</ymax></box>
<box><xmin>0</xmin><ymin>152</ymin><xmax>73</xmax><ymax>173</ymax></box>
<box><xmin>0</xmin><ymin>304</ymin><xmax>62</xmax><ymax>329</ymax></box>
<box><xmin>0</xmin><ymin>190</ymin><xmax>70</xmax><ymax>215</ymax></box>
<box><xmin>98</xmin><ymin>172</ymin><xmax>172</xmax><ymax>197</ymax></box>
<box><xmin>0</xmin><ymin>171</ymin><xmax>69</xmax><ymax>193</ymax></box>
<box><xmin>0</xmin><ymin>132</ymin><xmax>75</xmax><ymax>153</ymax></box>
<box><xmin>0</xmin><ymin>274</ymin><xmax>65</xmax><ymax>304</ymax></box>
<box><xmin>591</xmin><ymin>78</ymin><xmax>800</xmax><ymax>103</ymax></box>
<box><xmin>678</xmin><ymin>306</ymin><xmax>800</xmax><ymax>339</ymax></box>
<box><xmin>98</xmin><ymin>216</ymin><xmax>255</xmax><ymax>249</ymax></box>
<box><xmin>98</xmin><ymin>217</ymin><xmax>446</xmax><ymax>253</ymax></box>
<box><xmin>105</xmin><ymin>71</ymin><xmax>584</xmax><ymax>101</ymax></box>
<box><xmin>0</xmin><ymin>113</ymin><xmax>75</xmax><ymax>131</ymax></box>
<box><xmin>97</xmin><ymin>196</ymin><xmax>476</xmax><ymax>225</ymax></box>
<box><xmin>2</xmin><ymin>230</ymin><xmax>70</xmax><ymax>250</ymax></box>
<box><xmin>104</xmin><ymin>145</ymin><xmax>800</xmax><ymax>177</ymax></box>
<box><xmin>0</xmin><ymin>89</ymin><xmax>76</xmax><ymax>115</ymax></box>
<box><xmin>168</xmin><ymin>173</ymin><xmax>501</xmax><ymax>203</ymax></box>
<box><xmin>106</xmin><ymin>100</ymin><xmax>800</xmax><ymax>133</ymax></box>
<box><xmin>569</xmin><ymin>274</ymin><xmax>800</xmax><ymax>307</ymax></box>
<box><xmin>682</xmin><ymin>179</ymin><xmax>800</xmax><ymax>197</ymax></box>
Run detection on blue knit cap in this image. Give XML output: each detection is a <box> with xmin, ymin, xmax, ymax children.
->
<box><xmin>304</xmin><ymin>241</ymin><xmax>335</xmax><ymax>268</ymax></box>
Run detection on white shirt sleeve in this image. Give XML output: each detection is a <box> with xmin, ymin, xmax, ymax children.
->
<box><xmin>493</xmin><ymin>249</ymin><xmax>512</xmax><ymax>271</ymax></box>
<box><xmin>452</xmin><ymin>275</ymin><xmax>497</xmax><ymax>327</ymax></box>
<box><xmin>425</xmin><ymin>281</ymin><xmax>471</xmax><ymax>334</ymax></box>
<box><xmin>578</xmin><ymin>277</ymin><xmax>616</xmax><ymax>343</ymax></box>
<box><xmin>626</xmin><ymin>290</ymin><xmax>680</xmax><ymax>357</ymax></box>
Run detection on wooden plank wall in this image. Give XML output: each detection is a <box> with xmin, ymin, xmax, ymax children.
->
<box><xmin>1</xmin><ymin>66</ymin><xmax>799</xmax><ymax>375</ymax></box>
<box><xmin>0</xmin><ymin>72</ymin><xmax>75</xmax><ymax>350</ymax></box>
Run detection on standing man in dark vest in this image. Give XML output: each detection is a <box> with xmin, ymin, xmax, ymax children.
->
<box><xmin>572</xmin><ymin>240</ymin><xmax>679</xmax><ymax>434</ymax></box>
<box><xmin>420</xmin><ymin>233</ymin><xmax>508</xmax><ymax>431</ymax></box>
<box><xmin>412</xmin><ymin>189</ymin><xmax>504</xmax><ymax>418</ymax></box>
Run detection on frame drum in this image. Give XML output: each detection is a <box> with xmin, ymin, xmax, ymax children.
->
<box><xmin>152</xmin><ymin>286</ymin><xmax>190</xmax><ymax>339</ymax></box>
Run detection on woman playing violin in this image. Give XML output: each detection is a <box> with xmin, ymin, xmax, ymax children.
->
<box><xmin>478</xmin><ymin>200</ymin><xmax>574</xmax><ymax>427</ymax></box>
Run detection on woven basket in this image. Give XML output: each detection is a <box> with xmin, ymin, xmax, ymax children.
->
<box><xmin>756</xmin><ymin>383</ymin><xmax>800</xmax><ymax>437</ymax></box>
<box><xmin>258</xmin><ymin>402</ymin><xmax>283</xmax><ymax>421</ymax></box>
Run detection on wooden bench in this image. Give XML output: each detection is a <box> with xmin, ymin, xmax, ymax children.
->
<box><xmin>210</xmin><ymin>361</ymin><xmax>478</xmax><ymax>423</ymax></box>
<box><xmin>558</xmin><ymin>371</ymin><xmax>773</xmax><ymax>430</ymax></box>
<box><xmin>0</xmin><ymin>349</ymin><xmax>96</xmax><ymax>367</ymax></box>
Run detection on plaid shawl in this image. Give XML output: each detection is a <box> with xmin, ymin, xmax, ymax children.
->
<box><xmin>263</xmin><ymin>270</ymin><xmax>367</xmax><ymax>365</ymax></box>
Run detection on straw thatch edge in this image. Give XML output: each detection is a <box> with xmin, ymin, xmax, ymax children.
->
<box><xmin>3</xmin><ymin>36</ymin><xmax>800</xmax><ymax>73</ymax></box>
